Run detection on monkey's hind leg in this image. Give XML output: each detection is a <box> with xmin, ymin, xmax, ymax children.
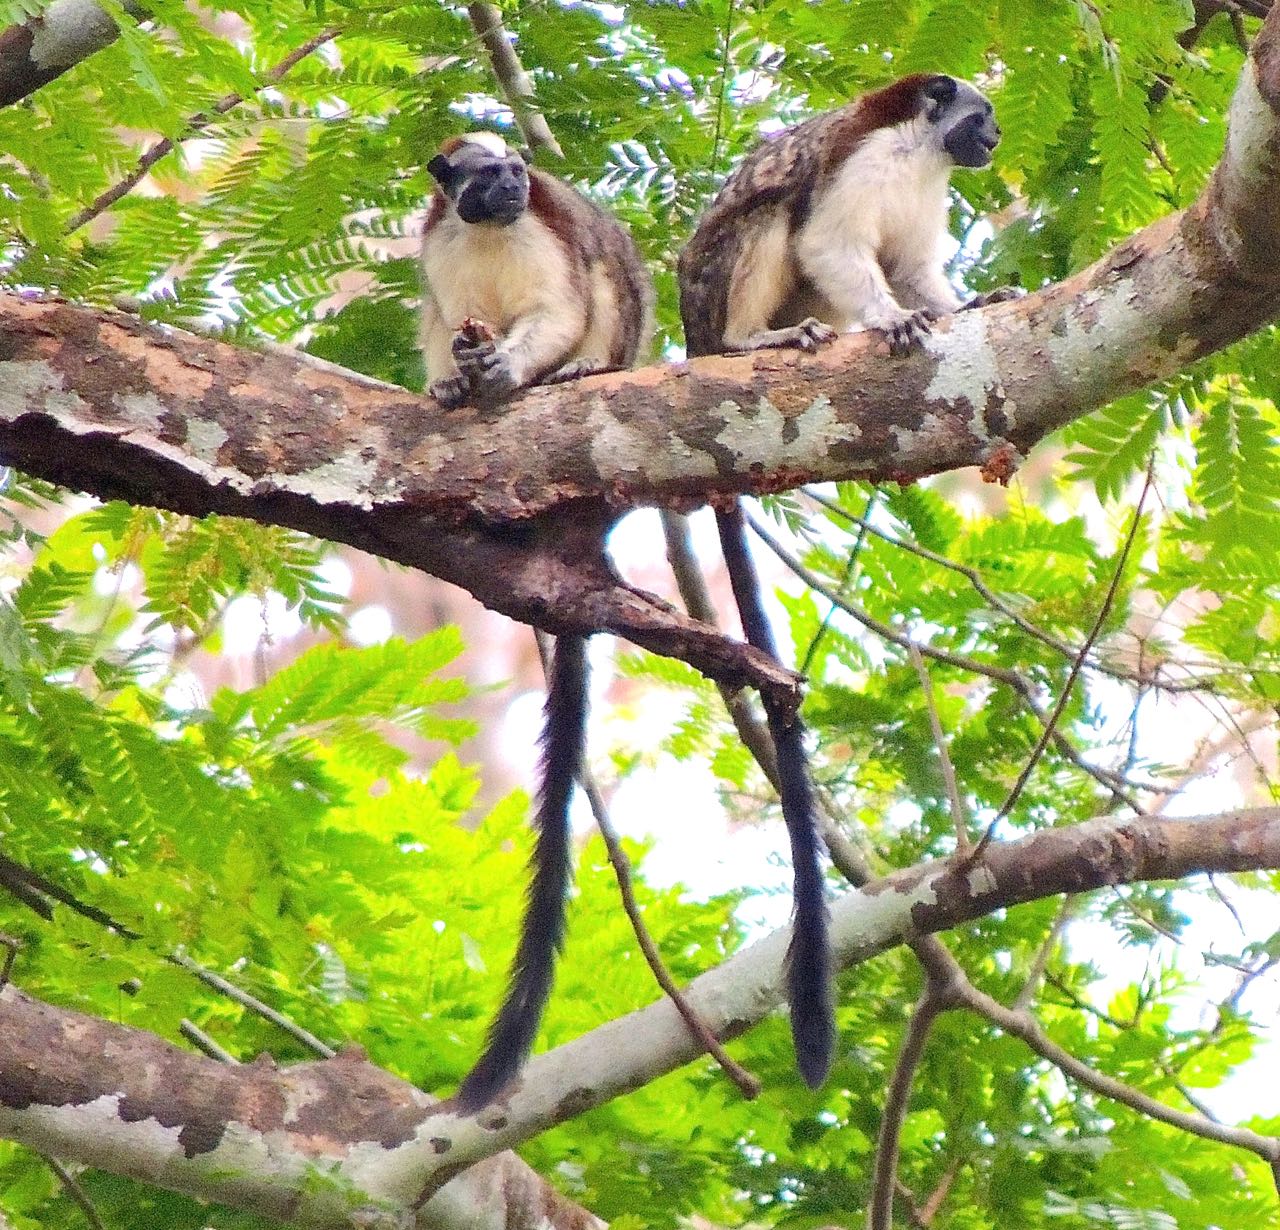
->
<box><xmin>540</xmin><ymin>358</ymin><xmax>623</xmax><ymax>385</ymax></box>
<box><xmin>715</xmin><ymin>503</ymin><xmax>834</xmax><ymax>1087</ymax></box>
<box><xmin>455</xmin><ymin>634</ymin><xmax>589</xmax><ymax>1111</ymax></box>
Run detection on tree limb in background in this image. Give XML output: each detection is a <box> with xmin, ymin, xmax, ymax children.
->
<box><xmin>2</xmin><ymin>808</ymin><xmax>1278</xmax><ymax>1229</ymax></box>
<box><xmin>466</xmin><ymin>4</ymin><xmax>562</xmax><ymax>157</ymax></box>
<box><xmin>0</xmin><ymin>0</ymin><xmax>148</xmax><ymax>108</ymax></box>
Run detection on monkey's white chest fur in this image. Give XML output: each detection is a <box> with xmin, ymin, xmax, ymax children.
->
<box><xmin>423</xmin><ymin>214</ymin><xmax>571</xmax><ymax>329</ymax></box>
<box><xmin>832</xmin><ymin>130</ymin><xmax>951</xmax><ymax>254</ymax></box>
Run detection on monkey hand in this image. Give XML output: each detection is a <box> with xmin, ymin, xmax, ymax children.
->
<box><xmin>961</xmin><ymin>286</ymin><xmax>1024</xmax><ymax>311</ymax></box>
<box><xmin>870</xmin><ymin>307</ymin><xmax>935</xmax><ymax>356</ymax></box>
<box><xmin>452</xmin><ymin>333</ymin><xmax>523</xmax><ymax>404</ymax></box>
<box><xmin>429</xmin><ymin>372</ymin><xmax>473</xmax><ymax>409</ymax></box>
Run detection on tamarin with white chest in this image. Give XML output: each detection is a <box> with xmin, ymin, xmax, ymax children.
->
<box><xmin>420</xmin><ymin>132</ymin><xmax>653</xmax><ymax>1111</ymax></box>
<box><xmin>678</xmin><ymin>74</ymin><xmax>1013</xmax><ymax>1088</ymax></box>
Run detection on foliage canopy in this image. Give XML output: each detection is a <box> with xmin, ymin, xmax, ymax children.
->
<box><xmin>1</xmin><ymin>0</ymin><xmax>1279</xmax><ymax>1227</ymax></box>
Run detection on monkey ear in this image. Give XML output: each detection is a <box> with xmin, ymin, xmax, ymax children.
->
<box><xmin>516</xmin><ymin>146</ymin><xmax>534</xmax><ymax>165</ymax></box>
<box><xmin>427</xmin><ymin>153</ymin><xmax>455</xmax><ymax>186</ymax></box>
<box><xmin>922</xmin><ymin>75</ymin><xmax>957</xmax><ymax>119</ymax></box>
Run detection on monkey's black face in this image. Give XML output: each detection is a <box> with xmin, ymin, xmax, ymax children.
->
<box><xmin>428</xmin><ymin>141</ymin><xmax>530</xmax><ymax>226</ymax></box>
<box><xmin>922</xmin><ymin>76</ymin><xmax>1000</xmax><ymax>169</ymax></box>
<box><xmin>943</xmin><ymin>105</ymin><xmax>1000</xmax><ymax>167</ymax></box>
<box><xmin>455</xmin><ymin>157</ymin><xmax>530</xmax><ymax>226</ymax></box>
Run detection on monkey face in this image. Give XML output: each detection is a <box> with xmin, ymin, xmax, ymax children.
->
<box><xmin>428</xmin><ymin>137</ymin><xmax>531</xmax><ymax>227</ymax></box>
<box><xmin>943</xmin><ymin>105</ymin><xmax>1000</xmax><ymax>167</ymax></box>
<box><xmin>455</xmin><ymin>156</ymin><xmax>530</xmax><ymax>226</ymax></box>
<box><xmin>924</xmin><ymin>76</ymin><xmax>1001</xmax><ymax>169</ymax></box>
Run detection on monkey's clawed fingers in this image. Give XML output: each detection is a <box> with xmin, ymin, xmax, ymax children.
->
<box><xmin>876</xmin><ymin>309</ymin><xmax>934</xmax><ymax>356</ymax></box>
<box><xmin>793</xmin><ymin>318</ymin><xmax>839</xmax><ymax>351</ymax></box>
<box><xmin>454</xmin><ymin>338</ymin><xmax>521</xmax><ymax>401</ymax></box>
<box><xmin>429</xmin><ymin>373</ymin><xmax>472</xmax><ymax>409</ymax></box>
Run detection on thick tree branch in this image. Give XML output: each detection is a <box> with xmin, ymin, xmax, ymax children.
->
<box><xmin>2</xmin><ymin>808</ymin><xmax>1278</xmax><ymax>1229</ymax></box>
<box><xmin>0</xmin><ymin>0</ymin><xmax>146</xmax><ymax>108</ymax></box>
<box><xmin>2</xmin><ymin>8</ymin><xmax>1280</xmax><ymax>679</ymax></box>
<box><xmin>0</xmin><ymin>9</ymin><xmax>1269</xmax><ymax>680</ymax></box>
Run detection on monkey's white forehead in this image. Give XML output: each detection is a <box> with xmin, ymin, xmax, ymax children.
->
<box><xmin>458</xmin><ymin>132</ymin><xmax>512</xmax><ymax>158</ymax></box>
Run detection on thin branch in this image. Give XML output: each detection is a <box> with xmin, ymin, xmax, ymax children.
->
<box><xmin>40</xmin><ymin>1155</ymin><xmax>107</xmax><ymax>1230</ymax></box>
<box><xmin>708</xmin><ymin>0</ymin><xmax>738</xmax><ymax>174</ymax></box>
<box><xmin>168</xmin><ymin>953</ymin><xmax>336</xmax><ymax>1059</ymax></box>
<box><xmin>179</xmin><ymin>1018</ymin><xmax>240</xmax><ymax>1064</ymax></box>
<box><xmin>869</xmin><ymin>975</ymin><xmax>957</xmax><ymax>1230</ymax></box>
<box><xmin>64</xmin><ymin>27</ymin><xmax>341</xmax><ymax>235</ymax></box>
<box><xmin>466</xmin><ymin>4</ymin><xmax>562</xmax><ymax>157</ymax></box>
<box><xmin>799</xmin><ymin>487</ymin><xmax>878</xmax><ymax>676</ymax></box>
<box><xmin>1012</xmin><ymin>898</ymin><xmax>1075</xmax><ymax>1013</ymax></box>
<box><xmin>744</xmin><ymin>512</ymin><xmax>1148</xmax><ymax>810</ymax></box>
<box><xmin>916</xmin><ymin>1158</ymin><xmax>962</xmax><ymax>1225</ymax></box>
<box><xmin>804</xmin><ymin>486</ymin><xmax>1217</xmax><ymax>695</ymax></box>
<box><xmin>531</xmin><ymin>630</ymin><xmax>760</xmax><ymax>1098</ymax></box>
<box><xmin>0</xmin><ymin>932</ymin><xmax>17</xmax><ymax>988</ymax></box>
<box><xmin>973</xmin><ymin>464</ymin><xmax>1155</xmax><ymax>855</ymax></box>
<box><xmin>951</xmin><ymin>977</ymin><xmax>1280</xmax><ymax>1171</ymax></box>
<box><xmin>907</xmin><ymin>641</ymin><xmax>972</xmax><ymax>853</ymax></box>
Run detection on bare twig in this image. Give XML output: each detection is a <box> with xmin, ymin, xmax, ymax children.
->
<box><xmin>1012</xmin><ymin>898</ymin><xmax>1074</xmax><ymax>1013</ymax></box>
<box><xmin>180</xmin><ymin>1018</ymin><xmax>240</xmax><ymax>1064</ymax></box>
<box><xmin>40</xmin><ymin>1155</ymin><xmax>107</xmax><ymax>1230</ymax></box>
<box><xmin>466</xmin><ymin>5</ymin><xmax>562</xmax><ymax>157</ymax></box>
<box><xmin>916</xmin><ymin>1158</ymin><xmax>961</xmax><ymax>1224</ymax></box>
<box><xmin>869</xmin><ymin>973</ymin><xmax>958</xmax><ymax>1230</ymax></box>
<box><xmin>805</xmin><ymin>486</ymin><xmax>1217</xmax><ymax>694</ymax></box>
<box><xmin>973</xmin><ymin>464</ymin><xmax>1155</xmax><ymax>855</ymax></box>
<box><xmin>951</xmin><ymin>978</ymin><xmax>1280</xmax><ymax>1171</ymax></box>
<box><xmin>64</xmin><ymin>27</ymin><xmax>342</xmax><ymax>235</ymax></box>
<box><xmin>0</xmin><ymin>852</ymin><xmax>139</xmax><ymax>936</ymax></box>
<box><xmin>532</xmin><ymin>630</ymin><xmax>760</xmax><ymax>1097</ymax></box>
<box><xmin>907</xmin><ymin>641</ymin><xmax>972</xmax><ymax>852</ymax></box>
<box><xmin>0</xmin><ymin>932</ymin><xmax>18</xmax><ymax>988</ymax></box>
<box><xmin>800</xmin><ymin>487</ymin><xmax>878</xmax><ymax>675</ymax></box>
<box><xmin>744</xmin><ymin>511</ymin><xmax>1147</xmax><ymax>810</ymax></box>
<box><xmin>169</xmin><ymin>953</ymin><xmax>336</xmax><ymax>1058</ymax></box>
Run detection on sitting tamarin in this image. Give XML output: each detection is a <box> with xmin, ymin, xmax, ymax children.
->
<box><xmin>678</xmin><ymin>74</ymin><xmax>1008</xmax><ymax>1088</ymax></box>
<box><xmin>420</xmin><ymin>131</ymin><xmax>653</xmax><ymax>1111</ymax></box>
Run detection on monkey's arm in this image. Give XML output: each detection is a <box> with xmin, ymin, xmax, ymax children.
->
<box><xmin>421</xmin><ymin>297</ymin><xmax>471</xmax><ymax>408</ymax></box>
<box><xmin>455</xmin><ymin>299</ymin><xmax>589</xmax><ymax>404</ymax></box>
<box><xmin>889</xmin><ymin>259</ymin><xmax>964</xmax><ymax>316</ymax></box>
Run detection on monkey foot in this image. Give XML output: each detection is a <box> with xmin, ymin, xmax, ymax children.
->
<box><xmin>541</xmin><ymin>359</ymin><xmax>618</xmax><ymax>385</ymax></box>
<box><xmin>961</xmin><ymin>286</ymin><xmax>1024</xmax><ymax>310</ymax></box>
<box><xmin>429</xmin><ymin>374</ymin><xmax>472</xmax><ymax>409</ymax></box>
<box><xmin>739</xmin><ymin>318</ymin><xmax>839</xmax><ymax>353</ymax></box>
<box><xmin>873</xmin><ymin>309</ymin><xmax>934</xmax><ymax>356</ymax></box>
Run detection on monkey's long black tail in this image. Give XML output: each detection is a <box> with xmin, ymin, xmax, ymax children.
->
<box><xmin>455</xmin><ymin>634</ymin><xmax>588</xmax><ymax>1113</ymax></box>
<box><xmin>716</xmin><ymin>503</ymin><xmax>834</xmax><ymax>1088</ymax></box>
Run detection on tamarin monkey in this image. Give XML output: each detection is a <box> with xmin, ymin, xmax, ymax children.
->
<box><xmin>677</xmin><ymin>74</ymin><xmax>1010</xmax><ymax>1088</ymax></box>
<box><xmin>420</xmin><ymin>132</ymin><xmax>653</xmax><ymax>1110</ymax></box>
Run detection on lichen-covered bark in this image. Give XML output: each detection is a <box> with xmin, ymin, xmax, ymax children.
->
<box><xmin>2</xmin><ymin>808</ymin><xmax>1278</xmax><ymax>1228</ymax></box>
<box><xmin>1</xmin><ymin>10</ymin><xmax>1279</xmax><ymax>663</ymax></box>
<box><xmin>0</xmin><ymin>0</ymin><xmax>146</xmax><ymax>107</ymax></box>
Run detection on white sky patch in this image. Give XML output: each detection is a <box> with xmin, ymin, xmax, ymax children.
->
<box><xmin>347</xmin><ymin>604</ymin><xmax>393</xmax><ymax>646</ymax></box>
